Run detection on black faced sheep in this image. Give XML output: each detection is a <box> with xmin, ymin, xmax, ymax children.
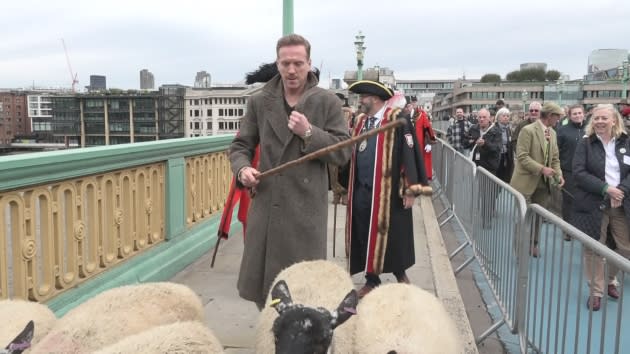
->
<box><xmin>255</xmin><ymin>260</ymin><xmax>358</xmax><ymax>354</ymax></box>
<box><xmin>353</xmin><ymin>283</ymin><xmax>462</xmax><ymax>354</ymax></box>
<box><xmin>270</xmin><ymin>280</ymin><xmax>357</xmax><ymax>354</ymax></box>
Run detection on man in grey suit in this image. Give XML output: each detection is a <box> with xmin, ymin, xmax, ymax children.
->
<box><xmin>230</xmin><ymin>34</ymin><xmax>351</xmax><ymax>308</ymax></box>
<box><xmin>510</xmin><ymin>102</ymin><xmax>565</xmax><ymax>257</ymax></box>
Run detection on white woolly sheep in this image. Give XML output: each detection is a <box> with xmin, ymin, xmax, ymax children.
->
<box><xmin>31</xmin><ymin>282</ymin><xmax>204</xmax><ymax>353</ymax></box>
<box><xmin>256</xmin><ymin>260</ymin><xmax>358</xmax><ymax>354</ymax></box>
<box><xmin>93</xmin><ymin>321</ymin><xmax>224</xmax><ymax>354</ymax></box>
<box><xmin>0</xmin><ymin>299</ymin><xmax>56</xmax><ymax>348</ymax></box>
<box><xmin>353</xmin><ymin>283</ymin><xmax>462</xmax><ymax>354</ymax></box>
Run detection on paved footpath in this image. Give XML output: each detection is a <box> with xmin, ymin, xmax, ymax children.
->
<box><xmin>170</xmin><ymin>193</ymin><xmax>477</xmax><ymax>353</ymax></box>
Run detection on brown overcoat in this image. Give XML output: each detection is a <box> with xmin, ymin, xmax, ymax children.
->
<box><xmin>229</xmin><ymin>73</ymin><xmax>351</xmax><ymax>304</ymax></box>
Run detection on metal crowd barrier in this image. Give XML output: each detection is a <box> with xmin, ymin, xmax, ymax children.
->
<box><xmin>431</xmin><ymin>138</ymin><xmax>630</xmax><ymax>353</ymax></box>
<box><xmin>470</xmin><ymin>167</ymin><xmax>528</xmax><ymax>341</ymax></box>
<box><xmin>433</xmin><ymin>141</ymin><xmax>456</xmax><ymax>224</ymax></box>
<box><xmin>519</xmin><ymin>205</ymin><xmax>630</xmax><ymax>354</ymax></box>
<box><xmin>451</xmin><ymin>151</ymin><xmax>476</xmax><ymax>239</ymax></box>
<box><xmin>431</xmin><ymin>137</ymin><xmax>445</xmax><ymax>199</ymax></box>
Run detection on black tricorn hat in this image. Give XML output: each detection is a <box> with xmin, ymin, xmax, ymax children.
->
<box><xmin>348</xmin><ymin>80</ymin><xmax>393</xmax><ymax>100</ymax></box>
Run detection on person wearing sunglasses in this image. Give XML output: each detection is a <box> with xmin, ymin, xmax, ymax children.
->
<box><xmin>513</xmin><ymin>101</ymin><xmax>542</xmax><ymax>154</ymax></box>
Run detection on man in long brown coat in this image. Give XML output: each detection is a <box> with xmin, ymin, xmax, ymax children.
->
<box><xmin>229</xmin><ymin>34</ymin><xmax>351</xmax><ymax>308</ymax></box>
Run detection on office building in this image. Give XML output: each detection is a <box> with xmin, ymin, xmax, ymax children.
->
<box><xmin>184</xmin><ymin>85</ymin><xmax>262</xmax><ymax>137</ymax></box>
<box><xmin>194</xmin><ymin>71</ymin><xmax>211</xmax><ymax>88</ymax></box>
<box><xmin>140</xmin><ymin>69</ymin><xmax>155</xmax><ymax>90</ymax></box>
<box><xmin>0</xmin><ymin>91</ymin><xmax>30</xmax><ymax>145</ymax></box>
<box><xmin>87</xmin><ymin>75</ymin><xmax>107</xmax><ymax>92</ymax></box>
<box><xmin>50</xmin><ymin>88</ymin><xmax>185</xmax><ymax>147</ymax></box>
<box><xmin>27</xmin><ymin>94</ymin><xmax>54</xmax><ymax>140</ymax></box>
<box><xmin>432</xmin><ymin>79</ymin><xmax>628</xmax><ymax>120</ymax></box>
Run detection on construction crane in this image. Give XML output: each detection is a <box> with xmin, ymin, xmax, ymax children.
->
<box><xmin>61</xmin><ymin>39</ymin><xmax>79</xmax><ymax>92</ymax></box>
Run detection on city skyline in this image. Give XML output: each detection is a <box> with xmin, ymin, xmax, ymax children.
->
<box><xmin>1</xmin><ymin>0</ymin><xmax>628</xmax><ymax>90</ymax></box>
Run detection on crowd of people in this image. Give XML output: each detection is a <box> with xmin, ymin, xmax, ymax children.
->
<box><xmin>446</xmin><ymin>97</ymin><xmax>630</xmax><ymax>312</ymax></box>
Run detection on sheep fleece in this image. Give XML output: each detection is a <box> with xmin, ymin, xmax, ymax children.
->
<box><xmin>354</xmin><ymin>283</ymin><xmax>462</xmax><ymax>354</ymax></box>
<box><xmin>94</xmin><ymin>321</ymin><xmax>224</xmax><ymax>354</ymax></box>
<box><xmin>255</xmin><ymin>260</ymin><xmax>356</xmax><ymax>354</ymax></box>
<box><xmin>31</xmin><ymin>282</ymin><xmax>204</xmax><ymax>353</ymax></box>
<box><xmin>0</xmin><ymin>299</ymin><xmax>57</xmax><ymax>347</ymax></box>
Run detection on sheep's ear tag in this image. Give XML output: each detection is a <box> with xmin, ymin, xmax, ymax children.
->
<box><xmin>4</xmin><ymin>320</ymin><xmax>34</xmax><ymax>354</ymax></box>
<box><xmin>343</xmin><ymin>307</ymin><xmax>357</xmax><ymax>314</ymax></box>
<box><xmin>270</xmin><ymin>280</ymin><xmax>293</xmax><ymax>313</ymax></box>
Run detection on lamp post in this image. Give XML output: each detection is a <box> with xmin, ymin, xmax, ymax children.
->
<box><xmin>522</xmin><ymin>89</ymin><xmax>528</xmax><ymax>119</ymax></box>
<box><xmin>282</xmin><ymin>0</ymin><xmax>294</xmax><ymax>35</ymax></box>
<box><xmin>354</xmin><ymin>31</ymin><xmax>366</xmax><ymax>81</ymax></box>
<box><xmin>557</xmin><ymin>77</ymin><xmax>565</xmax><ymax>106</ymax></box>
<box><xmin>621</xmin><ymin>60</ymin><xmax>629</xmax><ymax>100</ymax></box>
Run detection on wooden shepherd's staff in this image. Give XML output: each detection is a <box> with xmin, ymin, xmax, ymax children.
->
<box><xmin>210</xmin><ymin>118</ymin><xmax>433</xmax><ymax>267</ymax></box>
<box><xmin>255</xmin><ymin>118</ymin><xmax>433</xmax><ymax>194</ymax></box>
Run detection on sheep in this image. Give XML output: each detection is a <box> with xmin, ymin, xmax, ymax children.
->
<box><xmin>93</xmin><ymin>321</ymin><xmax>224</xmax><ymax>354</ymax></box>
<box><xmin>31</xmin><ymin>282</ymin><xmax>204</xmax><ymax>353</ymax></box>
<box><xmin>0</xmin><ymin>299</ymin><xmax>56</xmax><ymax>348</ymax></box>
<box><xmin>353</xmin><ymin>283</ymin><xmax>462</xmax><ymax>354</ymax></box>
<box><xmin>255</xmin><ymin>260</ymin><xmax>358</xmax><ymax>354</ymax></box>
<box><xmin>270</xmin><ymin>280</ymin><xmax>357</xmax><ymax>354</ymax></box>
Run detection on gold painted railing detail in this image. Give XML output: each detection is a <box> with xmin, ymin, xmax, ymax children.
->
<box><xmin>0</xmin><ymin>163</ymin><xmax>165</xmax><ymax>301</ymax></box>
<box><xmin>186</xmin><ymin>151</ymin><xmax>232</xmax><ymax>226</ymax></box>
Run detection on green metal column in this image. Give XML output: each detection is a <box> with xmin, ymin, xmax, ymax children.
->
<box><xmin>283</xmin><ymin>0</ymin><xmax>294</xmax><ymax>35</ymax></box>
<box><xmin>166</xmin><ymin>157</ymin><xmax>186</xmax><ymax>239</ymax></box>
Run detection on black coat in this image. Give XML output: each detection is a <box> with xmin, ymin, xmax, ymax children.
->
<box><xmin>571</xmin><ymin>133</ymin><xmax>630</xmax><ymax>240</ymax></box>
<box><xmin>465</xmin><ymin>124</ymin><xmax>502</xmax><ymax>173</ymax></box>
<box><xmin>557</xmin><ymin>120</ymin><xmax>586</xmax><ymax>174</ymax></box>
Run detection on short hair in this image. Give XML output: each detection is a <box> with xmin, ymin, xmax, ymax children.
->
<box><xmin>478</xmin><ymin>108</ymin><xmax>491</xmax><ymax>117</ymax></box>
<box><xmin>495</xmin><ymin>107</ymin><xmax>510</xmax><ymax>120</ymax></box>
<box><xmin>567</xmin><ymin>104</ymin><xmax>584</xmax><ymax>116</ymax></box>
<box><xmin>529</xmin><ymin>101</ymin><xmax>542</xmax><ymax>110</ymax></box>
<box><xmin>584</xmin><ymin>104</ymin><xmax>626</xmax><ymax>138</ymax></box>
<box><xmin>496</xmin><ymin>99</ymin><xmax>505</xmax><ymax>106</ymax></box>
<box><xmin>276</xmin><ymin>34</ymin><xmax>311</xmax><ymax>59</ymax></box>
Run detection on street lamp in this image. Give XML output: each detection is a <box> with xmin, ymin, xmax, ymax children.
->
<box><xmin>521</xmin><ymin>89</ymin><xmax>528</xmax><ymax>119</ymax></box>
<box><xmin>354</xmin><ymin>31</ymin><xmax>366</xmax><ymax>81</ymax></box>
<box><xmin>621</xmin><ymin>60</ymin><xmax>629</xmax><ymax>100</ymax></box>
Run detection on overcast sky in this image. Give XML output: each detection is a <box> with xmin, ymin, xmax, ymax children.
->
<box><xmin>1</xmin><ymin>0</ymin><xmax>628</xmax><ymax>90</ymax></box>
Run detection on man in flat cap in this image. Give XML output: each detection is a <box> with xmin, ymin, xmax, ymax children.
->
<box><xmin>344</xmin><ymin>80</ymin><xmax>429</xmax><ymax>298</ymax></box>
<box><xmin>511</xmin><ymin>101</ymin><xmax>565</xmax><ymax>257</ymax></box>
